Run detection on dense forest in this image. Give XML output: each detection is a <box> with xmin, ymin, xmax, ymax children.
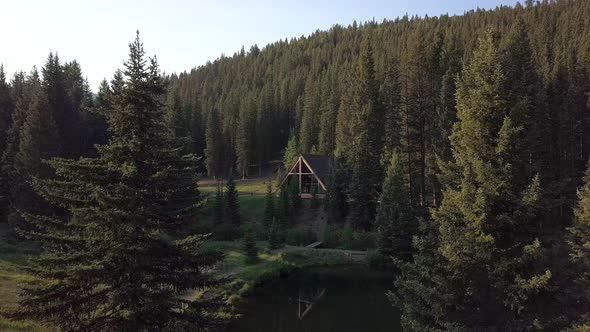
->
<box><xmin>1</xmin><ymin>0</ymin><xmax>590</xmax><ymax>330</ymax></box>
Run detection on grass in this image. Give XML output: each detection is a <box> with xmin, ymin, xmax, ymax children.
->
<box><xmin>0</xmin><ymin>227</ymin><xmax>54</xmax><ymax>332</ymax></box>
<box><xmin>198</xmin><ymin>176</ymin><xmax>274</xmax><ymax>196</ymax></box>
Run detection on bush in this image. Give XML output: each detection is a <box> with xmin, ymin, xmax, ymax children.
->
<box><xmin>327</xmin><ymin>226</ymin><xmax>377</xmax><ymax>250</ymax></box>
<box><xmin>367</xmin><ymin>250</ymin><xmax>387</xmax><ymax>269</ymax></box>
<box><xmin>285</xmin><ymin>226</ymin><xmax>316</xmax><ymax>246</ymax></box>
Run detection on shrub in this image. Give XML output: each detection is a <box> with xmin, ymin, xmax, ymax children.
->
<box><xmin>285</xmin><ymin>226</ymin><xmax>316</xmax><ymax>246</ymax></box>
<box><xmin>367</xmin><ymin>250</ymin><xmax>387</xmax><ymax>269</ymax></box>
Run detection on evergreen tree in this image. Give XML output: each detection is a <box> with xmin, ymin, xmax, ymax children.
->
<box><xmin>0</xmin><ymin>64</ymin><xmax>14</xmax><ymax>158</ymax></box>
<box><xmin>277</xmin><ymin>185</ymin><xmax>290</xmax><ymax>226</ymax></box>
<box><xmin>299</xmin><ymin>76</ymin><xmax>320</xmax><ymax>153</ymax></box>
<box><xmin>283</xmin><ymin>130</ymin><xmax>299</xmax><ymax>169</ymax></box>
<box><xmin>268</xmin><ymin>217</ymin><xmax>281</xmax><ymax>249</ymax></box>
<box><xmin>325</xmin><ymin>158</ymin><xmax>348</xmax><ymax>223</ymax></box>
<box><xmin>263</xmin><ymin>183</ymin><xmax>275</xmax><ymax>227</ymax></box>
<box><xmin>242</xmin><ymin>225</ymin><xmax>258</xmax><ymax>264</ymax></box>
<box><xmin>348</xmin><ymin>38</ymin><xmax>382</xmax><ymax>230</ymax></box>
<box><xmin>287</xmin><ymin>178</ymin><xmax>301</xmax><ymax>215</ymax></box>
<box><xmin>379</xmin><ymin>60</ymin><xmax>402</xmax><ymax>159</ymax></box>
<box><xmin>376</xmin><ymin>151</ymin><xmax>416</xmax><ymax>261</ymax></box>
<box><xmin>567</xmin><ymin>161</ymin><xmax>590</xmax><ymax>326</ymax></box>
<box><xmin>205</xmin><ymin>109</ymin><xmax>224</xmax><ymax>178</ymax></box>
<box><xmin>11</xmin><ymin>33</ymin><xmax>222</xmax><ymax>331</ymax></box>
<box><xmin>213</xmin><ymin>183</ymin><xmax>224</xmax><ymax>224</ymax></box>
<box><xmin>394</xmin><ymin>30</ymin><xmax>559</xmax><ymax>330</ymax></box>
<box><xmin>224</xmin><ymin>175</ymin><xmax>240</xmax><ymax>225</ymax></box>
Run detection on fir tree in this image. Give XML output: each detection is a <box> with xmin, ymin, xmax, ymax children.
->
<box><xmin>287</xmin><ymin>178</ymin><xmax>301</xmax><ymax>215</ymax></box>
<box><xmin>11</xmin><ymin>33</ymin><xmax>222</xmax><ymax>331</ymax></box>
<box><xmin>277</xmin><ymin>184</ymin><xmax>291</xmax><ymax>226</ymax></box>
<box><xmin>376</xmin><ymin>151</ymin><xmax>416</xmax><ymax>261</ymax></box>
<box><xmin>268</xmin><ymin>217</ymin><xmax>281</xmax><ymax>249</ymax></box>
<box><xmin>348</xmin><ymin>38</ymin><xmax>383</xmax><ymax>230</ymax></box>
<box><xmin>394</xmin><ymin>30</ymin><xmax>559</xmax><ymax>331</ymax></box>
<box><xmin>567</xmin><ymin>161</ymin><xmax>590</xmax><ymax>325</ymax></box>
<box><xmin>263</xmin><ymin>183</ymin><xmax>275</xmax><ymax>227</ymax></box>
<box><xmin>0</xmin><ymin>64</ymin><xmax>14</xmax><ymax>158</ymax></box>
<box><xmin>283</xmin><ymin>130</ymin><xmax>299</xmax><ymax>169</ymax></box>
<box><xmin>205</xmin><ymin>109</ymin><xmax>224</xmax><ymax>178</ymax></box>
<box><xmin>213</xmin><ymin>182</ymin><xmax>224</xmax><ymax>224</ymax></box>
<box><xmin>224</xmin><ymin>175</ymin><xmax>240</xmax><ymax>225</ymax></box>
<box><xmin>242</xmin><ymin>225</ymin><xmax>258</xmax><ymax>264</ymax></box>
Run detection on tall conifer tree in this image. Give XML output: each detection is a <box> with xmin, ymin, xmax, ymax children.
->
<box><xmin>11</xmin><ymin>33</ymin><xmax>221</xmax><ymax>331</ymax></box>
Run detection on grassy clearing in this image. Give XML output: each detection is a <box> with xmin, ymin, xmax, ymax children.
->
<box><xmin>198</xmin><ymin>176</ymin><xmax>274</xmax><ymax>195</ymax></box>
<box><xmin>0</xmin><ymin>227</ymin><xmax>54</xmax><ymax>332</ymax></box>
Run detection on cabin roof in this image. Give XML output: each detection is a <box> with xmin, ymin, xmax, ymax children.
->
<box><xmin>300</xmin><ymin>154</ymin><xmax>332</xmax><ymax>186</ymax></box>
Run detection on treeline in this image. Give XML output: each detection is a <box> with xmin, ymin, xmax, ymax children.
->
<box><xmin>169</xmin><ymin>0</ymin><xmax>590</xmax><ymax>217</ymax></box>
<box><xmin>0</xmin><ymin>54</ymin><xmax>109</xmax><ymax>227</ymax></box>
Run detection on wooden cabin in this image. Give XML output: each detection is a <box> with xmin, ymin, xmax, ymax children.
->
<box><xmin>280</xmin><ymin>154</ymin><xmax>333</xmax><ymax>199</ymax></box>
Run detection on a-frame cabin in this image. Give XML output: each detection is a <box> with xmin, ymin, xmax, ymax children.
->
<box><xmin>280</xmin><ymin>154</ymin><xmax>333</xmax><ymax>199</ymax></box>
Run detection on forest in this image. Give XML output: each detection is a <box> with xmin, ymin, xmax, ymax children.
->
<box><xmin>1</xmin><ymin>0</ymin><xmax>590</xmax><ymax>331</ymax></box>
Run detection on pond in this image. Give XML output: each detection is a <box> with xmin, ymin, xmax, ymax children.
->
<box><xmin>228</xmin><ymin>266</ymin><xmax>402</xmax><ymax>332</ymax></box>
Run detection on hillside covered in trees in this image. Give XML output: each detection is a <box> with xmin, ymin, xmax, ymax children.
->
<box><xmin>1</xmin><ymin>0</ymin><xmax>590</xmax><ymax>331</ymax></box>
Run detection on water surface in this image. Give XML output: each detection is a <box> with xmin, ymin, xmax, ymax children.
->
<box><xmin>228</xmin><ymin>266</ymin><xmax>402</xmax><ymax>332</ymax></box>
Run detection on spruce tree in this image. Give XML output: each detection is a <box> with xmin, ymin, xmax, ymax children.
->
<box><xmin>376</xmin><ymin>151</ymin><xmax>416</xmax><ymax>262</ymax></box>
<box><xmin>283</xmin><ymin>130</ymin><xmax>299</xmax><ymax>169</ymax></box>
<box><xmin>205</xmin><ymin>109</ymin><xmax>224</xmax><ymax>178</ymax></box>
<box><xmin>224</xmin><ymin>175</ymin><xmax>240</xmax><ymax>225</ymax></box>
<box><xmin>242</xmin><ymin>225</ymin><xmax>258</xmax><ymax>264</ymax></box>
<box><xmin>11</xmin><ymin>33</ymin><xmax>222</xmax><ymax>331</ymax></box>
<box><xmin>348</xmin><ymin>38</ymin><xmax>382</xmax><ymax>230</ymax></box>
<box><xmin>213</xmin><ymin>183</ymin><xmax>224</xmax><ymax>224</ymax></box>
<box><xmin>0</xmin><ymin>64</ymin><xmax>14</xmax><ymax>158</ymax></box>
<box><xmin>567</xmin><ymin>161</ymin><xmax>590</xmax><ymax>326</ymax></box>
<box><xmin>394</xmin><ymin>30</ymin><xmax>558</xmax><ymax>331</ymax></box>
<box><xmin>263</xmin><ymin>183</ymin><xmax>275</xmax><ymax>228</ymax></box>
<box><xmin>277</xmin><ymin>184</ymin><xmax>291</xmax><ymax>226</ymax></box>
<box><xmin>268</xmin><ymin>217</ymin><xmax>281</xmax><ymax>250</ymax></box>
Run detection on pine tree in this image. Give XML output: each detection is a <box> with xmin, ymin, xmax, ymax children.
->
<box><xmin>0</xmin><ymin>64</ymin><xmax>14</xmax><ymax>158</ymax></box>
<box><xmin>379</xmin><ymin>59</ymin><xmax>402</xmax><ymax>160</ymax></box>
<box><xmin>325</xmin><ymin>158</ymin><xmax>348</xmax><ymax>223</ymax></box>
<box><xmin>205</xmin><ymin>108</ymin><xmax>224</xmax><ymax>178</ymax></box>
<box><xmin>224</xmin><ymin>175</ymin><xmax>240</xmax><ymax>225</ymax></box>
<box><xmin>394</xmin><ymin>30</ymin><xmax>558</xmax><ymax>330</ymax></box>
<box><xmin>299</xmin><ymin>76</ymin><xmax>320</xmax><ymax>153</ymax></box>
<box><xmin>376</xmin><ymin>151</ymin><xmax>416</xmax><ymax>261</ymax></box>
<box><xmin>213</xmin><ymin>182</ymin><xmax>224</xmax><ymax>224</ymax></box>
<box><xmin>277</xmin><ymin>185</ymin><xmax>290</xmax><ymax>226</ymax></box>
<box><xmin>11</xmin><ymin>33</ymin><xmax>222</xmax><ymax>331</ymax></box>
<box><xmin>288</xmin><ymin>178</ymin><xmax>301</xmax><ymax>215</ymax></box>
<box><xmin>348</xmin><ymin>38</ymin><xmax>383</xmax><ymax>230</ymax></box>
<box><xmin>263</xmin><ymin>183</ymin><xmax>275</xmax><ymax>228</ymax></box>
<box><xmin>567</xmin><ymin>161</ymin><xmax>590</xmax><ymax>325</ymax></box>
<box><xmin>242</xmin><ymin>225</ymin><xmax>258</xmax><ymax>264</ymax></box>
<box><xmin>283</xmin><ymin>130</ymin><xmax>299</xmax><ymax>169</ymax></box>
<box><xmin>166</xmin><ymin>85</ymin><xmax>189</xmax><ymax>140</ymax></box>
<box><xmin>10</xmin><ymin>71</ymin><xmax>60</xmax><ymax>231</ymax></box>
<box><xmin>268</xmin><ymin>217</ymin><xmax>281</xmax><ymax>249</ymax></box>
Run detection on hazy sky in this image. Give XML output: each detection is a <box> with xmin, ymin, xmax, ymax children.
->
<box><xmin>0</xmin><ymin>0</ymin><xmax>519</xmax><ymax>91</ymax></box>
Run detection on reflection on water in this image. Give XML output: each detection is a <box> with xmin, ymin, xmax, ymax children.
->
<box><xmin>228</xmin><ymin>266</ymin><xmax>402</xmax><ymax>332</ymax></box>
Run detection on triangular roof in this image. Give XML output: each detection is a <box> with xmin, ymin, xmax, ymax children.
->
<box><xmin>280</xmin><ymin>154</ymin><xmax>333</xmax><ymax>191</ymax></box>
<box><xmin>300</xmin><ymin>154</ymin><xmax>332</xmax><ymax>188</ymax></box>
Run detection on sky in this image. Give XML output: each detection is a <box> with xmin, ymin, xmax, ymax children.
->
<box><xmin>0</xmin><ymin>0</ymin><xmax>519</xmax><ymax>91</ymax></box>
